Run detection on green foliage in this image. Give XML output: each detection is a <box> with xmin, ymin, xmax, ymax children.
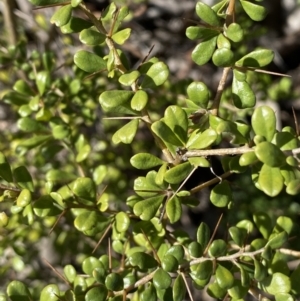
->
<box><xmin>0</xmin><ymin>1</ymin><xmax>300</xmax><ymax>301</ymax></box>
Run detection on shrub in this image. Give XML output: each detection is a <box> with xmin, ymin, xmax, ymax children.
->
<box><xmin>1</xmin><ymin>0</ymin><xmax>300</xmax><ymax>300</ymax></box>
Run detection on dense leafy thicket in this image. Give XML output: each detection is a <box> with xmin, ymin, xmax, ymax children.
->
<box><xmin>1</xmin><ymin>1</ymin><xmax>300</xmax><ymax>301</ymax></box>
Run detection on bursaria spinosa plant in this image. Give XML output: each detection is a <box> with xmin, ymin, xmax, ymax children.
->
<box><xmin>1</xmin><ymin>0</ymin><xmax>300</xmax><ymax>300</ymax></box>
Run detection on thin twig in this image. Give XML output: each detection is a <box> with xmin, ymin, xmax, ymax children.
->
<box><xmin>92</xmin><ymin>223</ymin><xmax>112</xmax><ymax>254</ymax></box>
<box><xmin>43</xmin><ymin>258</ymin><xmax>71</xmax><ymax>286</ymax></box>
<box><xmin>0</xmin><ymin>184</ymin><xmax>21</xmax><ymax>192</ymax></box>
<box><xmin>190</xmin><ymin>171</ymin><xmax>232</xmax><ymax>194</ymax></box>
<box><xmin>203</xmin><ymin>214</ymin><xmax>223</xmax><ymax>256</ymax></box>
<box><xmin>181</xmin><ymin>272</ymin><xmax>194</xmax><ymax>301</ymax></box>
<box><xmin>210</xmin><ymin>67</ymin><xmax>231</xmax><ymax>116</ymax></box>
<box><xmin>190</xmin><ymin>247</ymin><xmax>265</xmax><ymax>266</ymax></box>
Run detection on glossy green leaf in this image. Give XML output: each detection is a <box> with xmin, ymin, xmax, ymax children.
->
<box><xmin>232</xmin><ymin>77</ymin><xmax>256</xmax><ymax>109</ymax></box>
<box><xmin>105</xmin><ymin>273</ymin><xmax>123</xmax><ymax>291</ymax></box>
<box><xmin>166</xmin><ymin>196</ymin><xmax>182</xmax><ymax>223</ymax></box>
<box><xmin>275</xmin><ymin>216</ymin><xmax>294</xmax><ymax>235</ymax></box>
<box><xmin>3</xmin><ymin>91</ymin><xmax>29</xmax><ymax>106</ymax></box>
<box><xmin>164</xmin><ymin>106</ymin><xmax>188</xmax><ymax>144</ymax></box>
<box><xmin>240</xmin><ymin>0</ymin><xmax>268</xmax><ymax>21</ymax></box>
<box><xmin>207</xmin><ymin>282</ymin><xmax>227</xmax><ymax>299</ymax></box>
<box><xmin>99</xmin><ymin>90</ymin><xmax>134</xmax><ymax>112</ymax></box>
<box><xmin>85</xmin><ymin>286</ymin><xmax>108</xmax><ymax>301</ymax></box>
<box><xmin>128</xmin><ymin>252</ymin><xmax>158</xmax><ymax>270</ymax></box>
<box><xmin>72</xmin><ymin>177</ymin><xmax>96</xmax><ymax>202</ymax></box>
<box><xmin>131</xmin><ymin>90</ymin><xmax>148</xmax><ymax>111</ymax></box>
<box><xmin>286</xmin><ymin>179</ymin><xmax>300</xmax><ymax>195</ymax></box>
<box><xmin>239</xmin><ymin>151</ymin><xmax>257</xmax><ymax>166</ymax></box>
<box><xmin>50</xmin><ymin>5</ymin><xmax>72</xmax><ymax>27</ymax></box>
<box><xmin>217</xmin><ymin>34</ymin><xmax>231</xmax><ymax>49</ymax></box>
<box><xmin>17</xmin><ymin>117</ymin><xmax>46</xmax><ymax>133</ymax></box>
<box><xmin>254</xmin><ymin>259</ymin><xmax>268</xmax><ymax>281</ymax></box>
<box><xmin>115</xmin><ymin>212</ymin><xmax>130</xmax><ymax>232</ymax></box>
<box><xmin>188</xmin><ymin>157</ymin><xmax>210</xmax><ymax>168</ymax></box>
<box><xmin>236</xmin><ymin>49</ymin><xmax>274</xmax><ymax>68</ymax></box>
<box><xmin>33</xmin><ymin>195</ymin><xmax>60</xmax><ymax>217</ymax></box>
<box><xmin>229</xmin><ymin>226</ymin><xmax>246</xmax><ymax>247</ymax></box>
<box><xmin>273</xmin><ymin>132</ymin><xmax>297</xmax><ymax>151</ymax></box>
<box><xmin>13</xmin><ymin>80</ymin><xmax>33</xmax><ymax>96</ymax></box>
<box><xmin>281</xmin><ymin>165</ymin><xmax>297</xmax><ymax>184</ymax></box>
<box><xmin>286</xmin><ymin>156</ymin><xmax>298</xmax><ymax>167</ymax></box>
<box><xmin>197</xmin><ymin>222</ymin><xmax>210</xmax><ymax>249</ymax></box>
<box><xmin>46</xmin><ymin>170</ymin><xmax>77</xmax><ymax>183</ymax></box>
<box><xmin>16</xmin><ymin>189</ymin><xmax>31</xmax><ymax>208</ymax></box>
<box><xmin>74</xmin><ymin>50</ymin><xmax>106</xmax><ymax>73</ymax></box>
<box><xmin>196</xmin><ymin>2</ymin><xmax>221</xmax><ymax>26</ymax></box>
<box><xmin>266</xmin><ymin>231</ymin><xmax>288</xmax><ymax>249</ymax></box>
<box><xmin>226</xmin><ymin>23</ymin><xmax>244</xmax><ymax>42</ymax></box>
<box><xmin>0</xmin><ymin>152</ymin><xmax>13</xmax><ymax>182</ymax></box>
<box><xmin>228</xmin><ymin>280</ymin><xmax>248</xmax><ymax>299</ymax></box>
<box><xmin>13</xmin><ymin>166</ymin><xmax>34</xmax><ymax>192</ymax></box>
<box><xmin>233</xmin><ymin>68</ymin><xmax>247</xmax><ymax>81</ymax></box>
<box><xmin>275</xmin><ymin>293</ymin><xmax>294</xmax><ymax>301</ymax></box>
<box><xmin>261</xmin><ymin>273</ymin><xmax>291</xmax><ymax>295</ymax></box>
<box><xmin>255</xmin><ymin>141</ymin><xmax>286</xmax><ymax>167</ymax></box>
<box><xmin>161</xmin><ymin>254</ymin><xmax>178</xmax><ymax>272</ymax></box>
<box><xmin>60</xmin><ymin>17</ymin><xmax>92</xmax><ymax>34</ymax></box>
<box><xmin>134</xmin><ymin>170</ymin><xmax>167</xmax><ymax>198</ymax></box>
<box><xmin>186</xmin><ymin>81</ymin><xmax>210</xmax><ymax>108</ymax></box>
<box><xmin>141</xmin><ymin>284</ymin><xmax>156</xmax><ymax>301</ymax></box>
<box><xmin>119</xmin><ymin>70</ymin><xmax>140</xmax><ymax>86</ymax></box>
<box><xmin>173</xmin><ymin>274</ymin><xmax>186</xmax><ymax>301</ymax></box>
<box><xmin>216</xmin><ymin>264</ymin><xmax>234</xmax><ymax>289</ymax></box>
<box><xmin>164</xmin><ymin>162</ymin><xmax>193</xmax><ymax>184</ymax></box>
<box><xmin>252</xmin><ymin>106</ymin><xmax>276</xmax><ymax>141</ymax></box>
<box><xmin>82</xmin><ymin>257</ymin><xmax>103</xmax><ymax>276</ymax></box>
<box><xmin>130</xmin><ymin>153</ymin><xmax>164</xmax><ymax>170</ymax></box>
<box><xmin>40</xmin><ymin>284</ymin><xmax>60</xmax><ymax>301</ymax></box>
<box><xmin>151</xmin><ymin>120</ymin><xmax>183</xmax><ymax>151</ymax></box>
<box><xmin>133</xmin><ymin>195</ymin><xmax>164</xmax><ymax>220</ymax></box>
<box><xmin>208</xmin><ymin>239</ymin><xmax>227</xmax><ymax>257</ymax></box>
<box><xmin>52</xmin><ymin>125</ymin><xmax>70</xmax><ymax>139</ymax></box>
<box><xmin>112</xmin><ymin>119</ymin><xmax>139</xmax><ymax>144</ymax></box>
<box><xmin>212</xmin><ymin>48</ymin><xmax>234</xmax><ymax>67</ymax></box>
<box><xmin>79</xmin><ymin>28</ymin><xmax>106</xmax><ymax>45</ymax></box>
<box><xmin>18</xmin><ymin>135</ymin><xmax>52</xmax><ymax>150</ymax></box>
<box><xmin>192</xmin><ymin>37</ymin><xmax>217</xmax><ymax>66</ymax></box>
<box><xmin>210</xmin><ymin>181</ymin><xmax>232</xmax><ymax>207</ymax></box>
<box><xmin>0</xmin><ymin>212</ymin><xmax>9</xmax><ymax>227</ymax></box>
<box><xmin>64</xmin><ymin>265</ymin><xmax>77</xmax><ymax>283</ymax></box>
<box><xmin>165</xmin><ymin>245</ymin><xmax>184</xmax><ymax>263</ymax></box>
<box><xmin>110</xmin><ymin>6</ymin><xmax>130</xmax><ymax>34</ymax></box>
<box><xmin>36</xmin><ymin>71</ymin><xmax>50</xmax><ymax>96</ymax></box>
<box><xmin>258</xmin><ymin>164</ymin><xmax>284</xmax><ymax>197</ymax></box>
<box><xmin>188</xmin><ymin>241</ymin><xmax>203</xmax><ymax>258</ymax></box>
<box><xmin>141</xmin><ymin>61</ymin><xmax>169</xmax><ymax>88</ymax></box>
<box><xmin>186</xmin><ymin>26</ymin><xmax>219</xmax><ymax>41</ymax></box>
<box><xmin>193</xmin><ymin>260</ymin><xmax>213</xmax><ymax>280</ymax></box>
<box><xmin>7</xmin><ymin>281</ymin><xmax>31</xmax><ymax>301</ymax></box>
<box><xmin>153</xmin><ymin>268</ymin><xmax>172</xmax><ymax>290</ymax></box>
<box><xmin>74</xmin><ymin>211</ymin><xmax>98</xmax><ymax>232</ymax></box>
<box><xmin>155</xmin><ymin>163</ymin><xmax>168</xmax><ymax>186</ymax></box>
<box><xmin>112</xmin><ymin>28</ymin><xmax>131</xmax><ymax>45</ymax></box>
<box><xmin>253</xmin><ymin>212</ymin><xmax>272</xmax><ymax>239</ymax></box>
<box><xmin>186</xmin><ymin>128</ymin><xmax>218</xmax><ymax>149</ymax></box>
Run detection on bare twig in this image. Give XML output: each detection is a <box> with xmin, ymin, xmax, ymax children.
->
<box><xmin>210</xmin><ymin>67</ymin><xmax>231</xmax><ymax>116</ymax></box>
